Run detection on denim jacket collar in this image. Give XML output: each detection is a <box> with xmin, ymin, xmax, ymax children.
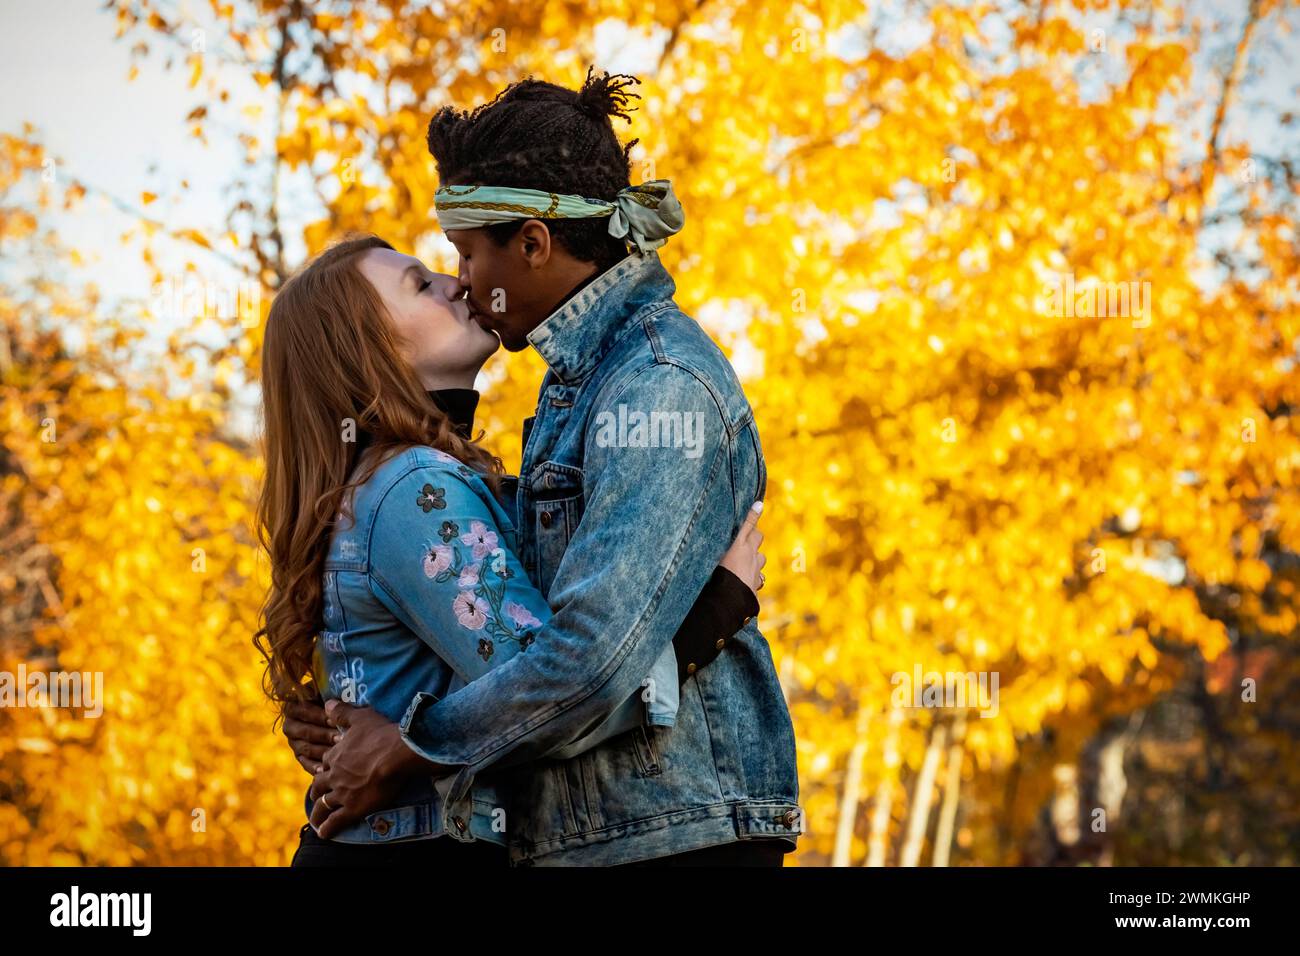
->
<box><xmin>526</xmin><ymin>251</ymin><xmax>676</xmax><ymax>386</ymax></box>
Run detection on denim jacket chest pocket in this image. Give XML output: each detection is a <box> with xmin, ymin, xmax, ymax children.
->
<box><xmin>523</xmin><ymin>455</ymin><xmax>681</xmax><ymax>732</ymax></box>
<box><xmin>527</xmin><ymin>460</ymin><xmax>585</xmax><ymax>599</ymax></box>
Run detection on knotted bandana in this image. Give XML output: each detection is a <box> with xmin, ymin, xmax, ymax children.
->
<box><xmin>434</xmin><ymin>180</ymin><xmax>685</xmax><ymax>254</ymax></box>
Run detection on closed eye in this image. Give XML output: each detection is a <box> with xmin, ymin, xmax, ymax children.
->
<box><xmin>417</xmin><ymin>277</ymin><xmax>433</xmax><ymax>294</ymax></box>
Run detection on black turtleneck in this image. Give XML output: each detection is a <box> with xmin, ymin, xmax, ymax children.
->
<box><xmin>402</xmin><ymin>387</ymin><xmax>758</xmax><ymax>687</ymax></box>
<box><xmin>429</xmin><ymin>387</ymin><xmax>480</xmax><ymax>438</ymax></box>
<box><xmin>351</xmin><ymin>388</ymin><xmax>479</xmax><ymax>461</ymax></box>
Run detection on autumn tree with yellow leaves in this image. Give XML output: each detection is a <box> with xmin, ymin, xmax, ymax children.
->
<box><xmin>2</xmin><ymin>0</ymin><xmax>1297</xmax><ymax>865</ymax></box>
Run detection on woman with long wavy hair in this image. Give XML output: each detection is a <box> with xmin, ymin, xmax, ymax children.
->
<box><xmin>256</xmin><ymin>235</ymin><xmax>764</xmax><ymax>865</ymax></box>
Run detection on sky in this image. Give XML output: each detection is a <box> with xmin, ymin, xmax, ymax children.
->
<box><xmin>0</xmin><ymin>0</ymin><xmax>258</xmax><ymax>310</ymax></box>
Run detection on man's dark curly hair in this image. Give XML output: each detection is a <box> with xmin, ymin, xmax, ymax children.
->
<box><xmin>427</xmin><ymin>67</ymin><xmax>641</xmax><ymax>271</ymax></box>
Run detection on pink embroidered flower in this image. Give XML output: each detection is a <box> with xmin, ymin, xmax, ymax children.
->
<box><xmin>460</xmin><ymin>520</ymin><xmax>498</xmax><ymax>560</ymax></box>
<box><xmin>458</xmin><ymin>562</ymin><xmax>481</xmax><ymax>588</ymax></box>
<box><xmin>504</xmin><ymin>601</ymin><xmax>542</xmax><ymax>631</ymax></box>
<box><xmin>452</xmin><ymin>592</ymin><xmax>489</xmax><ymax>630</ymax></box>
<box><xmin>422</xmin><ymin>544</ymin><xmax>453</xmax><ymax>579</ymax></box>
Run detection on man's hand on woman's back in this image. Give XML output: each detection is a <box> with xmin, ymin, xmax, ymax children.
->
<box><xmin>282</xmin><ymin>694</ymin><xmax>338</xmax><ymax>775</ymax></box>
<box><xmin>307</xmin><ymin>699</ymin><xmax>450</xmax><ymax>839</ymax></box>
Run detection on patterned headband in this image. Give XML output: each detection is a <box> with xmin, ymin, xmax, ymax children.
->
<box><xmin>434</xmin><ymin>179</ymin><xmax>685</xmax><ymax>254</ymax></box>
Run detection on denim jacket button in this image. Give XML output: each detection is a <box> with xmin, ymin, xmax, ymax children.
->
<box><xmin>372</xmin><ymin>817</ymin><xmax>391</xmax><ymax>836</ymax></box>
<box><xmin>453</xmin><ymin>816</ymin><xmax>467</xmax><ymax>833</ymax></box>
<box><xmin>742</xmin><ymin>616</ymin><xmax>752</xmax><ymax>627</ymax></box>
<box><xmin>715</xmin><ymin>638</ymin><xmax>726</xmax><ymax>650</ymax></box>
<box><xmin>780</xmin><ymin>810</ymin><xmax>798</xmax><ymax>829</ymax></box>
<box><xmin>540</xmin><ymin>511</ymin><xmax>553</xmax><ymax>529</ymax></box>
<box><xmin>686</xmin><ymin>662</ymin><xmax>697</xmax><ymax>675</ymax></box>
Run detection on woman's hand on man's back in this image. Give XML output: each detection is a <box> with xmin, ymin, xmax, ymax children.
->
<box><xmin>717</xmin><ymin>500</ymin><xmax>766</xmax><ymax>595</ymax></box>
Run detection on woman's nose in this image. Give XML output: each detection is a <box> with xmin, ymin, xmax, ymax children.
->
<box><xmin>433</xmin><ymin>273</ymin><xmax>465</xmax><ymax>300</ymax></box>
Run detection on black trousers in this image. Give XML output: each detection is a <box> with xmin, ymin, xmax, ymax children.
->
<box><xmin>290</xmin><ymin>824</ymin><xmax>508</xmax><ymax>868</ymax></box>
<box><xmin>615</xmin><ymin>840</ymin><xmax>788</xmax><ymax>867</ymax></box>
<box><xmin>291</xmin><ymin>824</ymin><xmax>786</xmax><ymax>867</ymax></box>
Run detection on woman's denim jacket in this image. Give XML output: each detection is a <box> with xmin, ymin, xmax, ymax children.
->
<box><xmin>308</xmin><ymin>445</ymin><xmax>680</xmax><ymax>846</ymax></box>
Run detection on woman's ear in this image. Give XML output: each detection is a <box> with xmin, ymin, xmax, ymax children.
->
<box><xmin>518</xmin><ymin>219</ymin><xmax>552</xmax><ymax>268</ymax></box>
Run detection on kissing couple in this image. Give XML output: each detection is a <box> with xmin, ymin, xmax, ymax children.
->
<box><xmin>257</xmin><ymin>68</ymin><xmax>801</xmax><ymax>867</ymax></box>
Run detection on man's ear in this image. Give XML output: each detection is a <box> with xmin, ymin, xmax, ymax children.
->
<box><xmin>517</xmin><ymin>219</ymin><xmax>552</xmax><ymax>268</ymax></box>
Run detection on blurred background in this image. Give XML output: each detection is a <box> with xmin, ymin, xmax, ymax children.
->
<box><xmin>1</xmin><ymin>0</ymin><xmax>1297</xmax><ymax>866</ymax></box>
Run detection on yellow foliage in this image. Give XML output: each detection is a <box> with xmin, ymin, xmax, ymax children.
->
<box><xmin>2</xmin><ymin>0</ymin><xmax>1297</xmax><ymax>866</ymax></box>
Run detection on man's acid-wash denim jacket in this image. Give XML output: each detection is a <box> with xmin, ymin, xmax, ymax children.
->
<box><xmin>399</xmin><ymin>250</ymin><xmax>803</xmax><ymax>866</ymax></box>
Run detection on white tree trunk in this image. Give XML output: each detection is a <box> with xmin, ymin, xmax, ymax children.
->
<box><xmin>865</xmin><ymin>707</ymin><xmax>904</xmax><ymax>867</ymax></box>
<box><xmin>832</xmin><ymin>697</ymin><xmax>871</xmax><ymax>867</ymax></box>
<box><xmin>1051</xmin><ymin>762</ymin><xmax>1082</xmax><ymax>848</ymax></box>
<box><xmin>931</xmin><ymin>714</ymin><xmax>967</xmax><ymax>867</ymax></box>
<box><xmin>899</xmin><ymin>721</ymin><xmax>946</xmax><ymax>867</ymax></box>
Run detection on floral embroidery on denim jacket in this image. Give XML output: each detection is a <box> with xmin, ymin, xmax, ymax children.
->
<box><xmin>421</xmin><ymin>515</ymin><xmax>540</xmax><ymax>662</ymax></box>
<box><xmin>417</xmin><ymin>484</ymin><xmax>446</xmax><ymax>512</ymax></box>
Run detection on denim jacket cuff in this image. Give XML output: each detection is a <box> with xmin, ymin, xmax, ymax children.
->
<box><xmin>398</xmin><ymin>691</ymin><xmax>460</xmax><ymax>765</ymax></box>
<box><xmin>397</xmin><ymin>692</ymin><xmax>481</xmax><ymax>840</ymax></box>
